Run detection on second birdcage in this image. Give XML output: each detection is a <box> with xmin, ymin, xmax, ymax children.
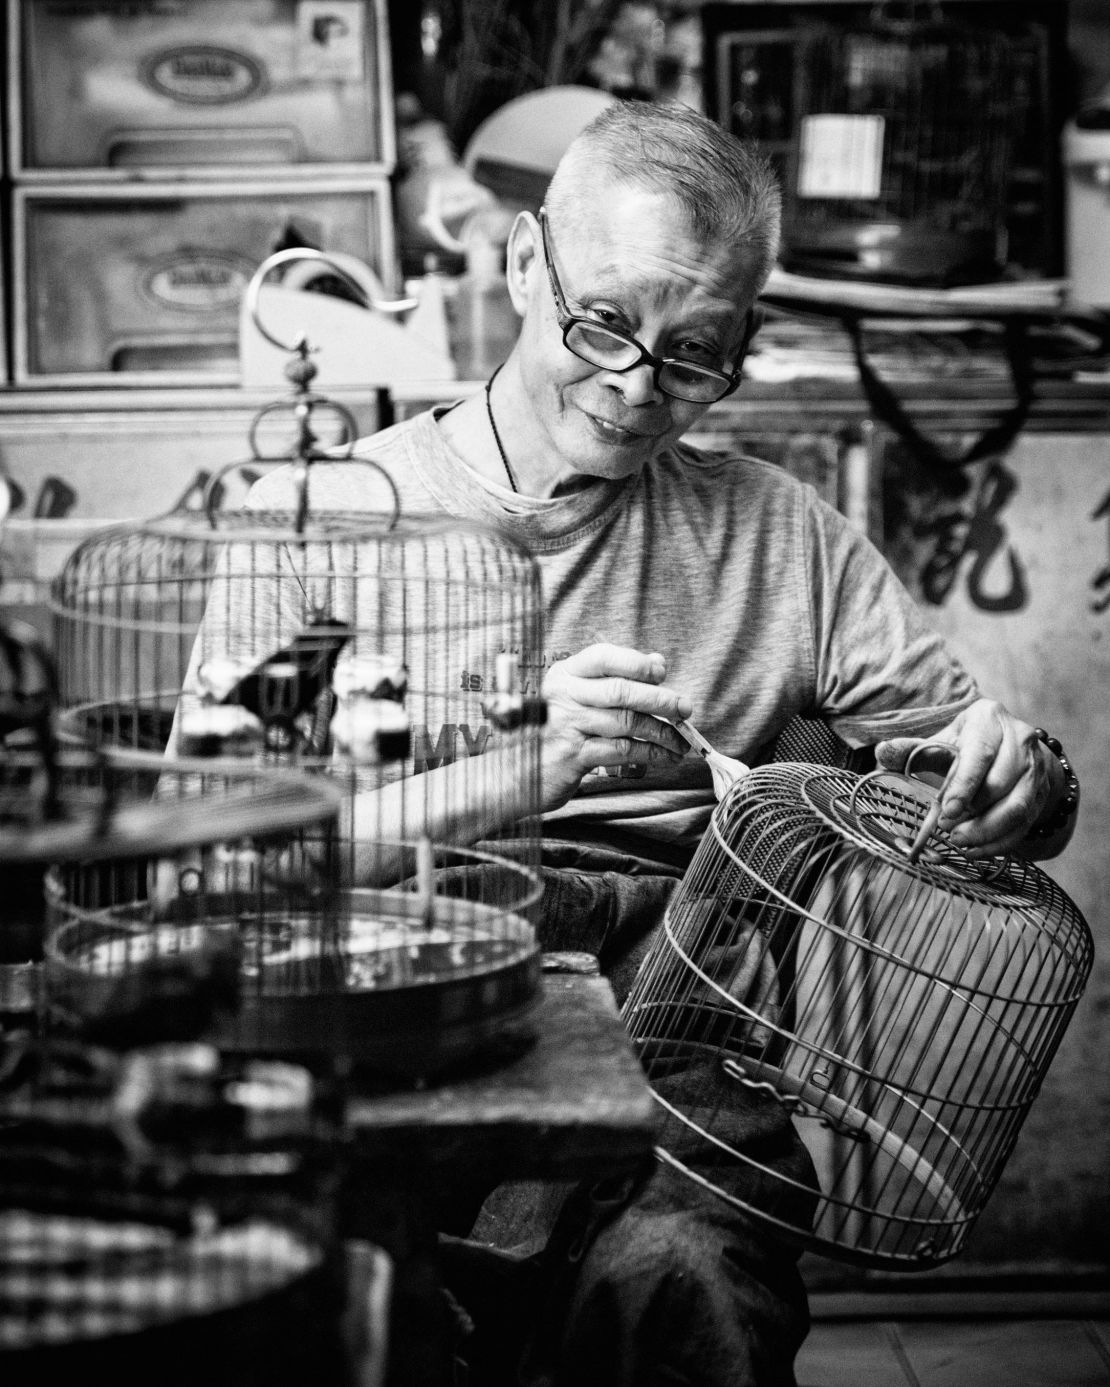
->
<box><xmin>0</xmin><ymin>1032</ymin><xmax>362</xmax><ymax>1387</ymax></box>
<box><xmin>46</xmin><ymin>498</ymin><xmax>547</xmax><ymax>1077</ymax></box>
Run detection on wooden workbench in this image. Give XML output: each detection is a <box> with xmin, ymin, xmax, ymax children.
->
<box><xmin>346</xmin><ymin>969</ymin><xmax>658</xmax><ymax>1180</ymax></box>
<box><xmin>342</xmin><ymin>968</ymin><xmax>659</xmax><ymax>1387</ymax></box>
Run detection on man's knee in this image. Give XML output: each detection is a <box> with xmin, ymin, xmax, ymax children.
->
<box><xmin>556</xmin><ymin>1179</ymin><xmax>809</xmax><ymax>1387</ymax></box>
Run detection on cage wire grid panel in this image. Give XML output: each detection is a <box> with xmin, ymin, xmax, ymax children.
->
<box><xmin>622</xmin><ymin>763</ymin><xmax>1093</xmax><ymax>1271</ymax></box>
<box><xmin>46</xmin><ymin>500</ymin><xmax>547</xmax><ymax>1078</ymax></box>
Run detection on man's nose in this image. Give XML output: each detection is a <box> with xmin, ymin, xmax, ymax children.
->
<box><xmin>603</xmin><ymin>361</ymin><xmax>663</xmax><ymax>406</ymax></box>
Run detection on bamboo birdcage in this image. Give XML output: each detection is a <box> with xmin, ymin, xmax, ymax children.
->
<box><xmin>43</xmin><ymin>249</ymin><xmax>548</xmax><ymax>1078</ymax></box>
<box><xmin>622</xmin><ymin>758</ymin><xmax>1092</xmax><ymax>1270</ymax></box>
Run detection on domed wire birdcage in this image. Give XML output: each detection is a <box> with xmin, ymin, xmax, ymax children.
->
<box><xmin>44</xmin><ymin>249</ymin><xmax>547</xmax><ymax>1079</ymax></box>
<box><xmin>622</xmin><ymin>753</ymin><xmax>1093</xmax><ymax>1270</ymax></box>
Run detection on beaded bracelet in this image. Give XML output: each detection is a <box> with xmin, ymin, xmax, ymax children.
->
<box><xmin>1026</xmin><ymin>729</ymin><xmax>1080</xmax><ymax>841</ymax></box>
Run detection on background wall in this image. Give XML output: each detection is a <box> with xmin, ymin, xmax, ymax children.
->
<box><xmin>877</xmin><ymin>426</ymin><xmax>1110</xmax><ymax>1283</ymax></box>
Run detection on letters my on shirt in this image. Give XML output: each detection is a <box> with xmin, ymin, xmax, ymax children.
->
<box><xmin>411</xmin><ymin>722</ymin><xmax>493</xmax><ymax>772</ymax></box>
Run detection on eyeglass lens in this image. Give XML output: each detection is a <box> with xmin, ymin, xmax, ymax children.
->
<box><xmin>564</xmin><ymin>321</ymin><xmax>733</xmax><ymax>402</ymax></box>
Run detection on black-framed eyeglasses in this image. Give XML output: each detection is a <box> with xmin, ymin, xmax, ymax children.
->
<box><xmin>537</xmin><ymin>208</ymin><xmax>756</xmax><ymax>404</ymax></box>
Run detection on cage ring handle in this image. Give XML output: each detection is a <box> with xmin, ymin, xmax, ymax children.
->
<box><xmin>850</xmin><ymin>742</ymin><xmax>1007</xmax><ymax>880</ymax></box>
<box><xmin>245</xmin><ymin>247</ymin><xmax>416</xmax><ymax>354</ymax></box>
<box><xmin>848</xmin><ymin>740</ymin><xmax>957</xmax><ymax>820</ymax></box>
<box><xmin>847</xmin><ymin>740</ymin><xmax>956</xmax><ymax>862</ymax></box>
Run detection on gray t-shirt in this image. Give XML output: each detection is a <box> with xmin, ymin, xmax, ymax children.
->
<box><xmin>228</xmin><ymin>407</ymin><xmax>977</xmax><ymax>863</ymax></box>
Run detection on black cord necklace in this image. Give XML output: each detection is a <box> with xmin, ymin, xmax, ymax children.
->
<box><xmin>484</xmin><ymin>367</ymin><xmax>520</xmax><ymax>494</ymax></box>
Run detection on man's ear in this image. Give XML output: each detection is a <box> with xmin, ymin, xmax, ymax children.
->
<box><xmin>505</xmin><ymin>211</ymin><xmax>540</xmax><ymax>314</ymax></box>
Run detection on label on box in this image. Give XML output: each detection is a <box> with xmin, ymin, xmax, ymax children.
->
<box><xmin>295</xmin><ymin>1</ymin><xmax>365</xmax><ymax>81</ymax></box>
<box><xmin>140</xmin><ymin>251</ymin><xmax>254</xmax><ymax>312</ymax></box>
<box><xmin>797</xmin><ymin>115</ymin><xmax>885</xmax><ymax>199</ymax></box>
<box><xmin>142</xmin><ymin>46</ymin><xmax>266</xmax><ymax>105</ymax></box>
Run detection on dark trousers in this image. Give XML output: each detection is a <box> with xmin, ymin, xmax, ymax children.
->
<box><xmin>441</xmin><ymin>843</ymin><xmax>814</xmax><ymax>1387</ymax></box>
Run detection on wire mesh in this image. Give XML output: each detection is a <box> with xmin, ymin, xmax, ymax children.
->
<box><xmin>50</xmin><ymin>504</ymin><xmax>545</xmax><ymax>858</ymax></box>
<box><xmin>782</xmin><ymin>10</ymin><xmax>1033</xmax><ymax>283</ymax></box>
<box><xmin>51</xmin><ymin>504</ymin><xmax>544</xmax><ymax>828</ymax></box>
<box><xmin>622</xmin><ymin>763</ymin><xmax>1093</xmax><ymax>1270</ymax></box>
<box><xmin>45</xmin><ymin>823</ymin><xmax>543</xmax><ymax>1079</ymax></box>
<box><xmin>45</xmin><ymin>500</ymin><xmax>547</xmax><ymax>1074</ymax></box>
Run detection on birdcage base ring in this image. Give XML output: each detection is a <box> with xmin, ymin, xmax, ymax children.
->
<box><xmin>45</xmin><ymin>894</ymin><xmax>541</xmax><ymax>1082</ymax></box>
<box><xmin>650</xmin><ymin>1137</ymin><xmax>964</xmax><ymax>1273</ymax></box>
<box><xmin>637</xmin><ymin>1035</ymin><xmax>977</xmax><ymax>1271</ymax></box>
<box><xmin>233</xmin><ymin>959</ymin><xmax>541</xmax><ymax>1079</ymax></box>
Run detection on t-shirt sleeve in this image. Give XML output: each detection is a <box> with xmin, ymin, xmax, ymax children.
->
<box><xmin>801</xmin><ymin>487</ymin><xmax>979</xmax><ymax>745</ymax></box>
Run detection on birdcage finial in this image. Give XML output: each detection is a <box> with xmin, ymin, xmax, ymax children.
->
<box><xmin>199</xmin><ymin>248</ymin><xmax>402</xmax><ymax>534</ymax></box>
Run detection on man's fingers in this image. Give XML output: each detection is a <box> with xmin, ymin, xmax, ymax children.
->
<box><xmin>546</xmin><ymin>644</ymin><xmax>694</xmax><ymax>727</ymax></box>
<box><xmin>568</xmin><ymin>706</ymin><xmax>689</xmax><ymax>758</ymax></box>
<box><xmin>559</xmin><ymin>642</ymin><xmax>667</xmax><ymax>683</ymax></box>
<box><xmin>876</xmin><ymin>700</ymin><xmax>1060</xmax><ymax>856</ymax></box>
<box><xmin>873</xmin><ymin>737</ymin><xmax>916</xmax><ymax>771</ymax></box>
<box><xmin>578</xmin><ymin>734</ymin><xmax>687</xmax><ymax>769</ymax></box>
<box><xmin>566</xmin><ymin>673</ymin><xmax>691</xmax><ymax>720</ymax></box>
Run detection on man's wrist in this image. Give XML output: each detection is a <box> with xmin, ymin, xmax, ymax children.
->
<box><xmin>1025</xmin><ymin>729</ymin><xmax>1080</xmax><ymax>842</ymax></box>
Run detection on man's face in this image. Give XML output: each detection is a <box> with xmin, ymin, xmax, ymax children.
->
<box><xmin>511</xmin><ymin>186</ymin><xmax>762</xmax><ymax>486</ymax></box>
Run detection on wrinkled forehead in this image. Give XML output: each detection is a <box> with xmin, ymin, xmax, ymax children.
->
<box><xmin>547</xmin><ymin>177</ymin><xmax>765</xmax><ymax>312</ymax></box>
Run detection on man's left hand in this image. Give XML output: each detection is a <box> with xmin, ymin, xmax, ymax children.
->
<box><xmin>874</xmin><ymin>697</ymin><xmax>1067</xmax><ymax>858</ymax></box>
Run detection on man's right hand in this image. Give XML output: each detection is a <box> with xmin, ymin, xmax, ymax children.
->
<box><xmin>539</xmin><ymin>644</ymin><xmax>693</xmax><ymax>809</ymax></box>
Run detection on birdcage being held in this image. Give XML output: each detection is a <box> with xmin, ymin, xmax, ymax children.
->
<box><xmin>46</xmin><ymin>249</ymin><xmax>548</xmax><ymax>1079</ymax></box>
<box><xmin>622</xmin><ymin>755</ymin><xmax>1093</xmax><ymax>1270</ymax></box>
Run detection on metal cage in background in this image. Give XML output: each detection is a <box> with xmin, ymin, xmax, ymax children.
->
<box><xmin>781</xmin><ymin>5</ymin><xmax>1032</xmax><ymax>284</ymax></box>
<box><xmin>622</xmin><ymin>761</ymin><xmax>1093</xmax><ymax>1271</ymax></box>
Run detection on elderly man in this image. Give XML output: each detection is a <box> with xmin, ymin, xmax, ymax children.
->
<box><xmin>219</xmin><ymin>100</ymin><xmax>1077</xmax><ymax>1385</ymax></box>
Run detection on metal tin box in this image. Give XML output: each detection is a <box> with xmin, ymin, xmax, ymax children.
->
<box><xmin>9</xmin><ymin>0</ymin><xmax>395</xmax><ymax>178</ymax></box>
<box><xmin>13</xmin><ymin>178</ymin><xmax>395</xmax><ymax>384</ymax></box>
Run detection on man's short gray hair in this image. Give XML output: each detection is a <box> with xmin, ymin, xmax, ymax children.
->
<box><xmin>545</xmin><ymin>99</ymin><xmax>782</xmax><ymax>288</ymax></box>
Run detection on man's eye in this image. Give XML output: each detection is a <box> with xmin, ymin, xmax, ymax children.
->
<box><xmin>585</xmin><ymin>306</ymin><xmax>625</xmax><ymax>329</ymax></box>
<box><xmin>672</xmin><ymin>338</ymin><xmax>718</xmax><ymax>364</ymax></box>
